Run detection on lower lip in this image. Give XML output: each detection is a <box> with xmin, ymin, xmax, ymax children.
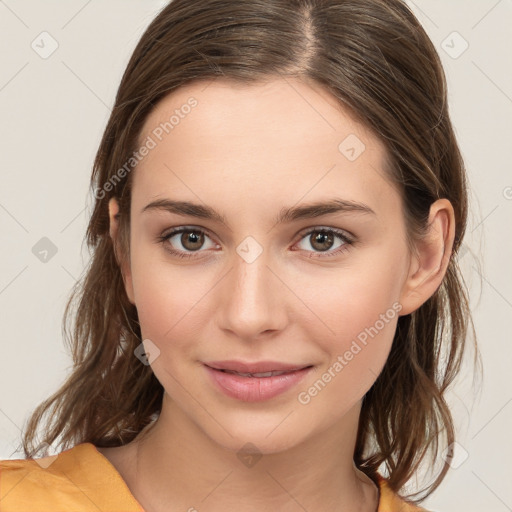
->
<box><xmin>203</xmin><ymin>365</ymin><xmax>313</xmax><ymax>402</ymax></box>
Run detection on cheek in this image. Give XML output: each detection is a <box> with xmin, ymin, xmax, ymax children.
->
<box><xmin>314</xmin><ymin>289</ymin><xmax>399</xmax><ymax>381</ymax></box>
<box><xmin>298</xmin><ymin>250</ymin><xmax>405</xmax><ymax>377</ymax></box>
<box><xmin>296</xmin><ymin>272</ymin><xmax>402</xmax><ymax>413</ymax></box>
<box><xmin>129</xmin><ymin>247</ymin><xmax>213</xmax><ymax>358</ymax></box>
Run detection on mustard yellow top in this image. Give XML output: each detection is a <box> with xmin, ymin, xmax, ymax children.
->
<box><xmin>0</xmin><ymin>443</ymin><xmax>428</xmax><ymax>511</ymax></box>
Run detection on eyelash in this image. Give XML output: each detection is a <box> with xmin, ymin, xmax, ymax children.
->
<box><xmin>157</xmin><ymin>226</ymin><xmax>355</xmax><ymax>260</ymax></box>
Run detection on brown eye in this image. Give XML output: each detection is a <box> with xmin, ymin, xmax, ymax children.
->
<box><xmin>180</xmin><ymin>230</ymin><xmax>204</xmax><ymax>251</ymax></box>
<box><xmin>309</xmin><ymin>230</ymin><xmax>335</xmax><ymax>252</ymax></box>
<box><xmin>159</xmin><ymin>227</ymin><xmax>217</xmax><ymax>259</ymax></box>
<box><xmin>295</xmin><ymin>227</ymin><xmax>354</xmax><ymax>258</ymax></box>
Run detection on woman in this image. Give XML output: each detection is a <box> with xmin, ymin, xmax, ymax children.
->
<box><xmin>1</xmin><ymin>0</ymin><xmax>479</xmax><ymax>510</ymax></box>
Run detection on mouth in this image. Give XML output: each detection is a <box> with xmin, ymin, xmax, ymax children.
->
<box><xmin>203</xmin><ymin>360</ymin><xmax>314</xmax><ymax>376</ymax></box>
<box><xmin>202</xmin><ymin>361</ymin><xmax>315</xmax><ymax>402</ymax></box>
<box><xmin>211</xmin><ymin>368</ymin><xmax>312</xmax><ymax>378</ymax></box>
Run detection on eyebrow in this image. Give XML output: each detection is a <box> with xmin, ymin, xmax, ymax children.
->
<box><xmin>141</xmin><ymin>198</ymin><xmax>376</xmax><ymax>227</ymax></box>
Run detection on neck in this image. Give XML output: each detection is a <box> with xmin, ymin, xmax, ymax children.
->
<box><xmin>127</xmin><ymin>393</ymin><xmax>379</xmax><ymax>512</ymax></box>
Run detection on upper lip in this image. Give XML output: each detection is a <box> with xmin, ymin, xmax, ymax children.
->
<box><xmin>204</xmin><ymin>360</ymin><xmax>312</xmax><ymax>373</ymax></box>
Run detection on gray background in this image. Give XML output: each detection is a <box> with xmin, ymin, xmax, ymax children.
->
<box><xmin>1</xmin><ymin>1</ymin><xmax>511</xmax><ymax>510</ymax></box>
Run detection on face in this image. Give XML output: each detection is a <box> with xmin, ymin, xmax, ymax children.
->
<box><xmin>113</xmin><ymin>77</ymin><xmax>417</xmax><ymax>454</ymax></box>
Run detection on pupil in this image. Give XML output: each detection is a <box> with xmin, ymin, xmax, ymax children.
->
<box><xmin>312</xmin><ymin>231</ymin><xmax>333</xmax><ymax>251</ymax></box>
<box><xmin>182</xmin><ymin>231</ymin><xmax>203</xmax><ymax>250</ymax></box>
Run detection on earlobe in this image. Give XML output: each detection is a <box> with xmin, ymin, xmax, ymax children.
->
<box><xmin>108</xmin><ymin>197</ymin><xmax>136</xmax><ymax>305</ymax></box>
<box><xmin>108</xmin><ymin>197</ymin><xmax>120</xmax><ymax>241</ymax></box>
<box><xmin>399</xmin><ymin>199</ymin><xmax>455</xmax><ymax>316</ymax></box>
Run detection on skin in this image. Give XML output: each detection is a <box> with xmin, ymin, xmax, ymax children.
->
<box><xmin>101</xmin><ymin>77</ymin><xmax>455</xmax><ymax>512</ymax></box>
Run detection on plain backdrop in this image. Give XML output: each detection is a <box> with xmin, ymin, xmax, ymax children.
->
<box><xmin>0</xmin><ymin>1</ymin><xmax>511</xmax><ymax>510</ymax></box>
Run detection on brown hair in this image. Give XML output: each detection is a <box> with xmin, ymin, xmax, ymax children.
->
<box><xmin>21</xmin><ymin>0</ymin><xmax>481</xmax><ymax>504</ymax></box>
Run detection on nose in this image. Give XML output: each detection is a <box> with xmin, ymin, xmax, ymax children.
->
<box><xmin>217</xmin><ymin>246</ymin><xmax>288</xmax><ymax>341</ymax></box>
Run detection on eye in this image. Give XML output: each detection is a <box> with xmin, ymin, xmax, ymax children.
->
<box><xmin>294</xmin><ymin>227</ymin><xmax>354</xmax><ymax>258</ymax></box>
<box><xmin>157</xmin><ymin>226</ymin><xmax>354</xmax><ymax>259</ymax></box>
<box><xmin>158</xmin><ymin>227</ymin><xmax>218</xmax><ymax>259</ymax></box>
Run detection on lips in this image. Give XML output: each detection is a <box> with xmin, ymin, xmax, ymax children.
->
<box><xmin>203</xmin><ymin>362</ymin><xmax>314</xmax><ymax>402</ymax></box>
<box><xmin>219</xmin><ymin>369</ymin><xmax>291</xmax><ymax>378</ymax></box>
<box><xmin>204</xmin><ymin>360</ymin><xmax>312</xmax><ymax>375</ymax></box>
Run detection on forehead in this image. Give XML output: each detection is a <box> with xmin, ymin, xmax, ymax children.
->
<box><xmin>132</xmin><ymin>77</ymin><xmax>398</xmax><ymax>220</ymax></box>
<box><xmin>138</xmin><ymin>77</ymin><xmax>380</xmax><ymax>152</ymax></box>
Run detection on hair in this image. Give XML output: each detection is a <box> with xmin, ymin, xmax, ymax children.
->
<box><xmin>20</xmin><ymin>0</ymin><xmax>481</xmax><ymax>505</ymax></box>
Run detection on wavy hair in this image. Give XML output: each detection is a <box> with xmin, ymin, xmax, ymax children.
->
<box><xmin>21</xmin><ymin>0</ymin><xmax>481</xmax><ymax>504</ymax></box>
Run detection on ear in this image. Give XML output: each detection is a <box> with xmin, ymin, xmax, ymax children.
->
<box><xmin>108</xmin><ymin>197</ymin><xmax>135</xmax><ymax>305</ymax></box>
<box><xmin>398</xmin><ymin>198</ymin><xmax>455</xmax><ymax>316</ymax></box>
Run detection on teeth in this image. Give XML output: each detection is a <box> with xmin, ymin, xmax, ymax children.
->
<box><xmin>223</xmin><ymin>369</ymin><xmax>291</xmax><ymax>377</ymax></box>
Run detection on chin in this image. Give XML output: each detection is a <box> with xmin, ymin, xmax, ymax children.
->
<box><xmin>204</xmin><ymin>415</ymin><xmax>311</xmax><ymax>457</ymax></box>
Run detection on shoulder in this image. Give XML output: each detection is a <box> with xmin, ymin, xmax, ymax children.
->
<box><xmin>0</xmin><ymin>443</ymin><xmax>142</xmax><ymax>511</ymax></box>
<box><xmin>376</xmin><ymin>473</ymin><xmax>432</xmax><ymax>512</ymax></box>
